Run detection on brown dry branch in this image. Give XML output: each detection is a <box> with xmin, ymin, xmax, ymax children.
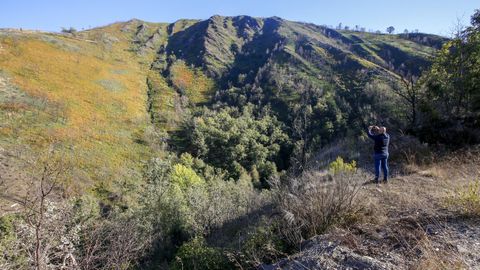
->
<box><xmin>13</xmin><ymin>148</ymin><xmax>78</xmax><ymax>270</ymax></box>
<box><xmin>78</xmin><ymin>217</ymin><xmax>152</xmax><ymax>270</ymax></box>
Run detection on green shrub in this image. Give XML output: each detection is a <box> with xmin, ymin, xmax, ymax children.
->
<box><xmin>239</xmin><ymin>225</ymin><xmax>286</xmax><ymax>267</ymax></box>
<box><xmin>0</xmin><ymin>215</ymin><xmax>28</xmax><ymax>269</ymax></box>
<box><xmin>448</xmin><ymin>179</ymin><xmax>480</xmax><ymax>215</ymax></box>
<box><xmin>328</xmin><ymin>157</ymin><xmax>356</xmax><ymax>174</ymax></box>
<box><xmin>170</xmin><ymin>163</ymin><xmax>205</xmax><ymax>190</ymax></box>
<box><xmin>139</xmin><ymin>155</ymin><xmax>271</xmax><ymax>264</ymax></box>
<box><xmin>171</xmin><ymin>237</ymin><xmax>233</xmax><ymax>270</ymax></box>
<box><xmin>0</xmin><ymin>215</ymin><xmax>15</xmax><ymax>236</ymax></box>
<box><xmin>61</xmin><ymin>27</ymin><xmax>77</xmax><ymax>34</ymax></box>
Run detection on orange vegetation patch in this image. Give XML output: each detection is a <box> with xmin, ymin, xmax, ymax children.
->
<box><xmin>0</xmin><ymin>35</ymin><xmax>147</xmax><ymax>140</ymax></box>
<box><xmin>0</xmin><ymin>102</ymin><xmax>29</xmax><ymax>112</ymax></box>
<box><xmin>0</xmin><ymin>32</ymin><xmax>152</xmax><ymax>186</ymax></box>
<box><xmin>169</xmin><ymin>60</ymin><xmax>215</xmax><ymax>105</ymax></box>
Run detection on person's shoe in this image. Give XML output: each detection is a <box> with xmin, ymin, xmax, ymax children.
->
<box><xmin>383</xmin><ymin>179</ymin><xmax>388</xmax><ymax>184</ymax></box>
<box><xmin>363</xmin><ymin>179</ymin><xmax>377</xmax><ymax>185</ymax></box>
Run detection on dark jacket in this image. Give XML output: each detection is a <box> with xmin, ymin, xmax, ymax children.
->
<box><xmin>367</xmin><ymin>129</ymin><xmax>390</xmax><ymax>156</ymax></box>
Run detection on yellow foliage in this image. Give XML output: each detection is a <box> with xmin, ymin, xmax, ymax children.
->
<box><xmin>168</xmin><ymin>164</ymin><xmax>206</xmax><ymax>218</ymax></box>
<box><xmin>448</xmin><ymin>180</ymin><xmax>480</xmax><ymax>215</ymax></box>
<box><xmin>0</xmin><ymin>30</ymin><xmax>153</xmax><ymax>190</ymax></box>
<box><xmin>170</xmin><ymin>164</ymin><xmax>205</xmax><ymax>190</ymax></box>
<box><xmin>169</xmin><ymin>60</ymin><xmax>215</xmax><ymax>105</ymax></box>
<box><xmin>329</xmin><ymin>157</ymin><xmax>357</xmax><ymax>174</ymax></box>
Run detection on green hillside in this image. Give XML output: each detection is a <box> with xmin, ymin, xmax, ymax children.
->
<box><xmin>0</xmin><ymin>15</ymin><xmax>446</xmax><ymax>197</ymax></box>
<box><xmin>5</xmin><ymin>11</ymin><xmax>480</xmax><ymax>270</ymax></box>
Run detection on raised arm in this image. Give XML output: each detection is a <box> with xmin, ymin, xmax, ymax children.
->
<box><xmin>367</xmin><ymin>126</ymin><xmax>375</xmax><ymax>139</ymax></box>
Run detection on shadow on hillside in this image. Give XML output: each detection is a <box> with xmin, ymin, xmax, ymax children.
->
<box><xmin>206</xmin><ymin>203</ymin><xmax>275</xmax><ymax>249</ymax></box>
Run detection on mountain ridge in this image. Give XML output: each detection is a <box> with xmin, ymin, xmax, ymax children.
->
<box><xmin>0</xmin><ymin>15</ymin><xmax>448</xmax><ymax>194</ymax></box>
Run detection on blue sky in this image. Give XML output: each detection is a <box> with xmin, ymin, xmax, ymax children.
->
<box><xmin>1</xmin><ymin>0</ymin><xmax>478</xmax><ymax>36</ymax></box>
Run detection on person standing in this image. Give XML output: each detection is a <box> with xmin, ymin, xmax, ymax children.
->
<box><xmin>367</xmin><ymin>125</ymin><xmax>390</xmax><ymax>184</ymax></box>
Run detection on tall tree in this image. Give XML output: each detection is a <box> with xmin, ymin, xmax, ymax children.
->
<box><xmin>417</xmin><ymin>9</ymin><xmax>480</xmax><ymax>144</ymax></box>
<box><xmin>390</xmin><ymin>71</ymin><xmax>422</xmax><ymax>127</ymax></box>
<box><xmin>424</xmin><ymin>10</ymin><xmax>480</xmax><ymax>119</ymax></box>
<box><xmin>291</xmin><ymin>85</ymin><xmax>315</xmax><ymax>171</ymax></box>
<box><xmin>386</xmin><ymin>26</ymin><xmax>395</xmax><ymax>34</ymax></box>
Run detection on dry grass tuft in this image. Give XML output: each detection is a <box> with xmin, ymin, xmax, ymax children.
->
<box><xmin>413</xmin><ymin>236</ymin><xmax>466</xmax><ymax>270</ymax></box>
<box><xmin>272</xmin><ymin>170</ymin><xmax>368</xmax><ymax>246</ymax></box>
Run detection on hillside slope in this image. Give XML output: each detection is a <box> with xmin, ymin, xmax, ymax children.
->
<box><xmin>147</xmin><ymin>16</ymin><xmax>447</xmax><ymax>150</ymax></box>
<box><xmin>0</xmin><ymin>16</ymin><xmax>447</xmax><ymax>201</ymax></box>
<box><xmin>0</xmin><ymin>21</ymin><xmax>175</xmax><ymax>200</ymax></box>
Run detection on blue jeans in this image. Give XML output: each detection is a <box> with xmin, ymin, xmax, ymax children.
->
<box><xmin>374</xmin><ymin>154</ymin><xmax>389</xmax><ymax>182</ymax></box>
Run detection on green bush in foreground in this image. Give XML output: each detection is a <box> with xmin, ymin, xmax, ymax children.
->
<box><xmin>239</xmin><ymin>225</ymin><xmax>287</xmax><ymax>267</ymax></box>
<box><xmin>0</xmin><ymin>215</ymin><xmax>28</xmax><ymax>269</ymax></box>
<box><xmin>448</xmin><ymin>179</ymin><xmax>480</xmax><ymax>215</ymax></box>
<box><xmin>329</xmin><ymin>156</ymin><xmax>356</xmax><ymax>174</ymax></box>
<box><xmin>171</xmin><ymin>237</ymin><xmax>233</xmax><ymax>270</ymax></box>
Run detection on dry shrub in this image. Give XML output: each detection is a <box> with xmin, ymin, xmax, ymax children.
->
<box><xmin>6</xmin><ymin>148</ymin><xmax>79</xmax><ymax>270</ymax></box>
<box><xmin>439</xmin><ymin>145</ymin><xmax>480</xmax><ymax>179</ymax></box>
<box><xmin>272</xmin><ymin>170</ymin><xmax>368</xmax><ymax>246</ymax></box>
<box><xmin>387</xmin><ymin>134</ymin><xmax>436</xmax><ymax>174</ymax></box>
<box><xmin>1</xmin><ymin>147</ymin><xmax>154</xmax><ymax>270</ymax></box>
<box><xmin>416</xmin><ymin>166</ymin><xmax>447</xmax><ymax>179</ymax></box>
<box><xmin>78</xmin><ymin>216</ymin><xmax>152</xmax><ymax>270</ymax></box>
<box><xmin>413</xmin><ymin>236</ymin><xmax>466</xmax><ymax>270</ymax></box>
<box><xmin>380</xmin><ymin>216</ymin><xmax>466</xmax><ymax>270</ymax></box>
<box><xmin>0</xmin><ymin>201</ymin><xmax>79</xmax><ymax>270</ymax></box>
<box><xmin>406</xmin><ymin>219</ymin><xmax>466</xmax><ymax>270</ymax></box>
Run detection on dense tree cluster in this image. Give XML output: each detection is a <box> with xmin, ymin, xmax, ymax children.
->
<box><xmin>424</xmin><ymin>11</ymin><xmax>480</xmax><ymax>117</ymax></box>
<box><xmin>418</xmin><ymin>10</ymin><xmax>480</xmax><ymax>144</ymax></box>
<box><xmin>179</xmin><ymin>105</ymin><xmax>290</xmax><ymax>185</ymax></box>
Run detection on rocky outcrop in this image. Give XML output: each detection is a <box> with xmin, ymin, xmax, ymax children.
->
<box><xmin>262</xmin><ymin>235</ymin><xmax>402</xmax><ymax>270</ymax></box>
